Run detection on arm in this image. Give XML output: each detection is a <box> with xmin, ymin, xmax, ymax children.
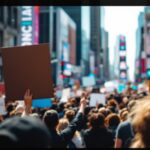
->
<box><xmin>60</xmin><ymin>97</ymin><xmax>87</xmax><ymax>143</ymax></box>
<box><xmin>21</xmin><ymin>89</ymin><xmax>32</xmax><ymax>117</ymax></box>
<box><xmin>115</xmin><ymin>138</ymin><xmax>122</xmax><ymax>148</ymax></box>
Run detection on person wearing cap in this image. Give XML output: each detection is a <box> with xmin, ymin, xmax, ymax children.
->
<box><xmin>43</xmin><ymin>97</ymin><xmax>87</xmax><ymax>148</ymax></box>
<box><xmin>0</xmin><ymin>116</ymin><xmax>52</xmax><ymax>148</ymax></box>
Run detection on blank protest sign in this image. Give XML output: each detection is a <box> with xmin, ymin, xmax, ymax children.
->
<box><xmin>60</xmin><ymin>88</ymin><xmax>71</xmax><ymax>103</ymax></box>
<box><xmin>90</xmin><ymin>93</ymin><xmax>106</xmax><ymax>107</ymax></box>
<box><xmin>1</xmin><ymin>44</ymin><xmax>54</xmax><ymax>101</ymax></box>
<box><xmin>82</xmin><ymin>76</ymin><xmax>96</xmax><ymax>87</ymax></box>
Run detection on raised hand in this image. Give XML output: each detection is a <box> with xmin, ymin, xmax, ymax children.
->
<box><xmin>23</xmin><ymin>89</ymin><xmax>32</xmax><ymax>115</ymax></box>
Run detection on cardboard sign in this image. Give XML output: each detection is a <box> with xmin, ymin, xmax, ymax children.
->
<box><xmin>89</xmin><ymin>93</ymin><xmax>106</xmax><ymax>107</ymax></box>
<box><xmin>60</xmin><ymin>88</ymin><xmax>71</xmax><ymax>102</ymax></box>
<box><xmin>1</xmin><ymin>44</ymin><xmax>54</xmax><ymax>101</ymax></box>
<box><xmin>0</xmin><ymin>97</ymin><xmax>6</xmax><ymax>115</ymax></box>
<box><xmin>32</xmin><ymin>98</ymin><xmax>52</xmax><ymax>108</ymax></box>
<box><xmin>82</xmin><ymin>76</ymin><xmax>96</xmax><ymax>87</ymax></box>
<box><xmin>118</xmin><ymin>84</ymin><xmax>126</xmax><ymax>93</ymax></box>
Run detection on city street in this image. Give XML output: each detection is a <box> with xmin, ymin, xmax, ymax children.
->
<box><xmin>0</xmin><ymin>6</ymin><xmax>149</xmax><ymax>148</ymax></box>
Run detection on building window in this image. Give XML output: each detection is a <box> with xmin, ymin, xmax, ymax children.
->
<box><xmin>13</xmin><ymin>7</ymin><xmax>18</xmax><ymax>28</ymax></box>
<box><xmin>39</xmin><ymin>12</ymin><xmax>49</xmax><ymax>43</ymax></box>
<box><xmin>7</xmin><ymin>7</ymin><xmax>12</xmax><ymax>26</ymax></box>
<box><xmin>14</xmin><ymin>36</ymin><xmax>17</xmax><ymax>46</ymax></box>
<box><xmin>0</xmin><ymin>7</ymin><xmax>4</xmax><ymax>23</ymax></box>
<box><xmin>0</xmin><ymin>31</ymin><xmax>3</xmax><ymax>47</ymax></box>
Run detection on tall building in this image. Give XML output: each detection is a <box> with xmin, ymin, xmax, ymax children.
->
<box><xmin>114</xmin><ymin>42</ymin><xmax>120</xmax><ymax>79</ymax></box>
<box><xmin>135</xmin><ymin>11</ymin><xmax>144</xmax><ymax>83</ymax></box>
<box><xmin>39</xmin><ymin>6</ymin><xmax>56</xmax><ymax>83</ymax></box>
<box><xmin>53</xmin><ymin>7</ymin><xmax>76</xmax><ymax>86</ymax></box>
<box><xmin>61</xmin><ymin>6</ymin><xmax>90</xmax><ymax>77</ymax></box>
<box><xmin>0</xmin><ymin>6</ymin><xmax>19</xmax><ymax>81</ymax></box>
<box><xmin>90</xmin><ymin>6</ymin><xmax>101</xmax><ymax>77</ymax></box>
<box><xmin>39</xmin><ymin>6</ymin><xmax>53</xmax><ymax>53</ymax></box>
<box><xmin>81</xmin><ymin>6</ymin><xmax>90</xmax><ymax>76</ymax></box>
<box><xmin>61</xmin><ymin>6</ymin><xmax>82</xmax><ymax>66</ymax></box>
<box><xmin>144</xmin><ymin>7</ymin><xmax>150</xmax><ymax>80</ymax></box>
<box><xmin>114</xmin><ymin>35</ymin><xmax>128</xmax><ymax>82</ymax></box>
<box><xmin>103</xmin><ymin>30</ymin><xmax>110</xmax><ymax>81</ymax></box>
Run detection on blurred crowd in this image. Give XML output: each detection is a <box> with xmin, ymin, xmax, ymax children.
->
<box><xmin>0</xmin><ymin>81</ymin><xmax>149</xmax><ymax>148</ymax></box>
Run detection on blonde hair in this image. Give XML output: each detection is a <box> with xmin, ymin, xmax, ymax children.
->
<box><xmin>56</xmin><ymin>118</ymin><xmax>69</xmax><ymax>133</ymax></box>
<box><xmin>130</xmin><ymin>96</ymin><xmax>150</xmax><ymax>148</ymax></box>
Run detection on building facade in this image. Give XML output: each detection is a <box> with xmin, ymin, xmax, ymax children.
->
<box><xmin>0</xmin><ymin>6</ymin><xmax>19</xmax><ymax>81</ymax></box>
<box><xmin>144</xmin><ymin>7</ymin><xmax>150</xmax><ymax>80</ymax></box>
<box><xmin>53</xmin><ymin>7</ymin><xmax>76</xmax><ymax>86</ymax></box>
<box><xmin>90</xmin><ymin>6</ymin><xmax>101</xmax><ymax>77</ymax></box>
<box><xmin>135</xmin><ymin>11</ymin><xmax>145</xmax><ymax>83</ymax></box>
<box><xmin>61</xmin><ymin>6</ymin><xmax>90</xmax><ymax>77</ymax></box>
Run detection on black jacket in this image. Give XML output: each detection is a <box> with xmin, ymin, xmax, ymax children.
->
<box><xmin>81</xmin><ymin>127</ymin><xmax>114</xmax><ymax>148</ymax></box>
<box><xmin>49</xmin><ymin>112</ymin><xmax>83</xmax><ymax>148</ymax></box>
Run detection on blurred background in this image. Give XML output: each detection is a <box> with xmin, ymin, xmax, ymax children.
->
<box><xmin>0</xmin><ymin>6</ymin><xmax>149</xmax><ymax>89</ymax></box>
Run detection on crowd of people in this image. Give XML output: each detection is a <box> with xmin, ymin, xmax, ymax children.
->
<box><xmin>0</xmin><ymin>81</ymin><xmax>149</xmax><ymax>148</ymax></box>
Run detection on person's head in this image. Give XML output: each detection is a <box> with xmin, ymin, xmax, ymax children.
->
<box><xmin>97</xmin><ymin>103</ymin><xmax>104</xmax><ymax>109</ymax></box>
<box><xmin>90</xmin><ymin>108</ymin><xmax>98</xmax><ymax>114</ymax></box>
<box><xmin>57</xmin><ymin>102</ymin><xmax>65</xmax><ymax>112</ymax></box>
<box><xmin>127</xmin><ymin>100</ymin><xmax>137</xmax><ymax>113</ymax></box>
<box><xmin>0</xmin><ymin>116</ymin><xmax>51</xmax><ymax>148</ymax></box>
<box><xmin>30</xmin><ymin>113</ymin><xmax>40</xmax><ymax>119</ymax></box>
<box><xmin>107</xmin><ymin>106</ymin><xmax>116</xmax><ymax>113</ymax></box>
<box><xmin>122</xmin><ymin>97</ymin><xmax>129</xmax><ymax>105</ymax></box>
<box><xmin>107</xmin><ymin>99</ymin><xmax>119</xmax><ymax>109</ymax></box>
<box><xmin>56</xmin><ymin>118</ymin><xmax>69</xmax><ymax>133</ymax></box>
<box><xmin>88</xmin><ymin>113</ymin><xmax>105</xmax><ymax>129</ymax></box>
<box><xmin>64</xmin><ymin>109</ymin><xmax>75</xmax><ymax>123</ymax></box>
<box><xmin>130</xmin><ymin>97</ymin><xmax>150</xmax><ymax>148</ymax></box>
<box><xmin>105</xmin><ymin>113</ymin><xmax>120</xmax><ymax>128</ymax></box>
<box><xmin>120</xmin><ymin>109</ymin><xmax>128</xmax><ymax>122</ymax></box>
<box><xmin>14</xmin><ymin>105</ymin><xmax>24</xmax><ymax>116</ymax></box>
<box><xmin>98</xmin><ymin>107</ymin><xmax>107</xmax><ymax>117</ymax></box>
<box><xmin>43</xmin><ymin>110</ymin><xmax>59</xmax><ymax>130</ymax></box>
<box><xmin>69</xmin><ymin>98</ymin><xmax>76</xmax><ymax>106</ymax></box>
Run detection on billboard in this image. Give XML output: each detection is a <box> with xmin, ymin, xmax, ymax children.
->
<box><xmin>119</xmin><ymin>35</ymin><xmax>127</xmax><ymax>81</ymax></box>
<box><xmin>33</xmin><ymin>6</ymin><xmax>40</xmax><ymax>44</ymax></box>
<box><xmin>20</xmin><ymin>6</ymin><xmax>33</xmax><ymax>46</ymax></box>
<box><xmin>19</xmin><ymin>6</ymin><xmax>40</xmax><ymax>46</ymax></box>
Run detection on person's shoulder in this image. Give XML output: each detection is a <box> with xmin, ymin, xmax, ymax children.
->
<box><xmin>117</xmin><ymin>120</ymin><xmax>131</xmax><ymax>132</ymax></box>
<box><xmin>119</xmin><ymin>120</ymin><xmax>131</xmax><ymax>127</ymax></box>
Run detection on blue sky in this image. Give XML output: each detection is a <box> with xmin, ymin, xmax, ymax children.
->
<box><xmin>104</xmin><ymin>6</ymin><xmax>144</xmax><ymax>81</ymax></box>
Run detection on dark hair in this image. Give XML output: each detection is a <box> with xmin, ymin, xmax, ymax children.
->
<box><xmin>57</xmin><ymin>102</ymin><xmax>65</xmax><ymax>113</ymax></box>
<box><xmin>97</xmin><ymin>103</ymin><xmax>104</xmax><ymax>109</ymax></box>
<box><xmin>65</xmin><ymin>109</ymin><xmax>75</xmax><ymax>123</ymax></box>
<box><xmin>106</xmin><ymin>113</ymin><xmax>120</xmax><ymax>127</ymax></box>
<box><xmin>43</xmin><ymin>110</ymin><xmax>59</xmax><ymax>130</ymax></box>
<box><xmin>88</xmin><ymin>113</ymin><xmax>105</xmax><ymax>129</ymax></box>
